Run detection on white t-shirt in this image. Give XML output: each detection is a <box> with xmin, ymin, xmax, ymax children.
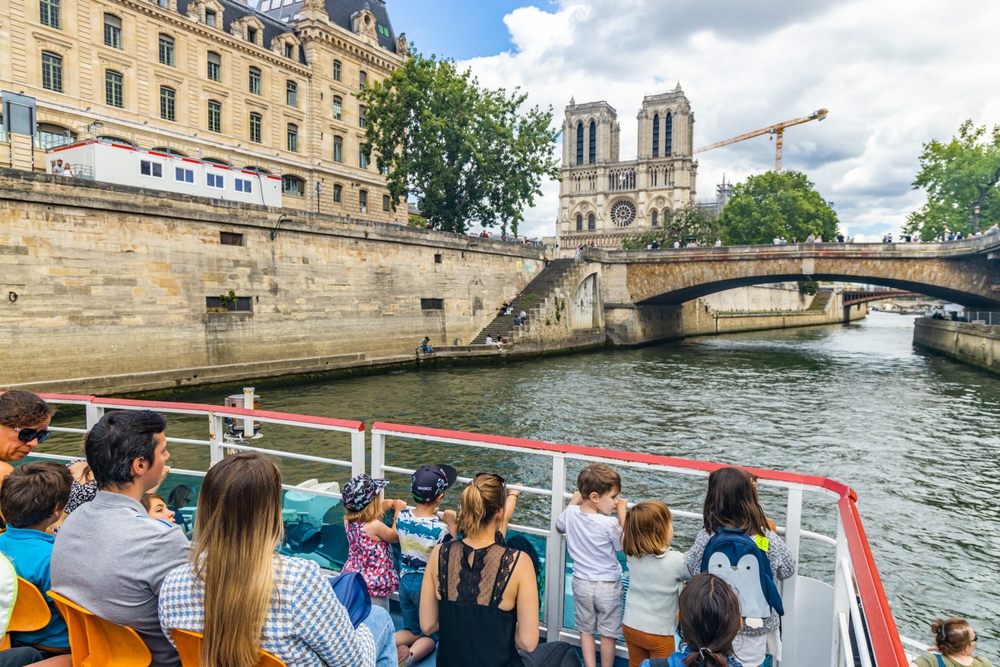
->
<box><xmin>556</xmin><ymin>505</ymin><xmax>622</xmax><ymax>581</ymax></box>
<box><xmin>622</xmin><ymin>548</ymin><xmax>691</xmax><ymax>635</ymax></box>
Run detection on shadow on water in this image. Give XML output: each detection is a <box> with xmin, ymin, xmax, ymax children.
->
<box><xmin>42</xmin><ymin>312</ymin><xmax>1000</xmax><ymax>656</ymax></box>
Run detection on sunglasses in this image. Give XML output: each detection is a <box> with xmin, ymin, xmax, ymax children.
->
<box><xmin>12</xmin><ymin>427</ymin><xmax>50</xmax><ymax>445</ymax></box>
<box><xmin>473</xmin><ymin>471</ymin><xmax>507</xmax><ymax>495</ymax></box>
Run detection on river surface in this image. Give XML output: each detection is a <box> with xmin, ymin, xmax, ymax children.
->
<box><xmin>44</xmin><ymin>312</ymin><xmax>1000</xmax><ymax>655</ymax></box>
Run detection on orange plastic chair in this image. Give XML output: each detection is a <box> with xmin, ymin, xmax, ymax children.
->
<box><xmin>1</xmin><ymin>577</ymin><xmax>52</xmax><ymax>650</ymax></box>
<box><xmin>171</xmin><ymin>628</ymin><xmax>286</xmax><ymax>667</ymax></box>
<box><xmin>47</xmin><ymin>590</ymin><xmax>151</xmax><ymax>667</ymax></box>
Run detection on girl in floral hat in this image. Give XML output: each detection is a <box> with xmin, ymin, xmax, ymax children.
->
<box><xmin>341</xmin><ymin>473</ymin><xmax>406</xmax><ymax>611</ymax></box>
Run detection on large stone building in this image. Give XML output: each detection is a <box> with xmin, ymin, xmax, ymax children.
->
<box><xmin>557</xmin><ymin>85</ymin><xmax>698</xmax><ymax>248</ymax></box>
<box><xmin>0</xmin><ymin>0</ymin><xmax>406</xmax><ymax>218</ymax></box>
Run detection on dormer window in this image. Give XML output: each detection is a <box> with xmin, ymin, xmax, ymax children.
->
<box><xmin>205</xmin><ymin>9</ymin><xmax>216</xmax><ymax>26</ymax></box>
<box><xmin>247</xmin><ymin>27</ymin><xmax>257</xmax><ymax>43</ymax></box>
<box><xmin>284</xmin><ymin>43</ymin><xmax>294</xmax><ymax>59</ymax></box>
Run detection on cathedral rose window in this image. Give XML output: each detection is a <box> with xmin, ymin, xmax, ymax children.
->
<box><xmin>610</xmin><ymin>200</ymin><xmax>636</xmax><ymax>227</ymax></box>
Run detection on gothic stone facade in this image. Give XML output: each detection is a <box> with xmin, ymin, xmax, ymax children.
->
<box><xmin>557</xmin><ymin>86</ymin><xmax>697</xmax><ymax>248</ymax></box>
<box><xmin>1</xmin><ymin>0</ymin><xmax>407</xmax><ymax>218</ymax></box>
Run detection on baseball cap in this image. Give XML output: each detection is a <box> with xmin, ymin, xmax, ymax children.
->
<box><xmin>341</xmin><ymin>473</ymin><xmax>389</xmax><ymax>512</ymax></box>
<box><xmin>411</xmin><ymin>464</ymin><xmax>458</xmax><ymax>503</ymax></box>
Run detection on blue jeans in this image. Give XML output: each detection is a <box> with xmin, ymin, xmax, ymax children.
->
<box><xmin>360</xmin><ymin>605</ymin><xmax>396</xmax><ymax>667</ymax></box>
<box><xmin>399</xmin><ymin>572</ymin><xmax>437</xmax><ymax>641</ymax></box>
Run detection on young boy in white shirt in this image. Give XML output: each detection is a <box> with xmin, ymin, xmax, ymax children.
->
<box><xmin>556</xmin><ymin>463</ymin><xmax>628</xmax><ymax>667</ymax></box>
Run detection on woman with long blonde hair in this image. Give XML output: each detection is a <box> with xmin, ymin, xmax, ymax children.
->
<box><xmin>158</xmin><ymin>452</ymin><xmax>398</xmax><ymax>667</ymax></box>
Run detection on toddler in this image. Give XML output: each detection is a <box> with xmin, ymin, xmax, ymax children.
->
<box><xmin>394</xmin><ymin>465</ymin><xmax>458</xmax><ymax>666</ymax></box>
<box><xmin>622</xmin><ymin>500</ymin><xmax>690</xmax><ymax>667</ymax></box>
<box><xmin>556</xmin><ymin>463</ymin><xmax>628</xmax><ymax>667</ymax></box>
<box><xmin>341</xmin><ymin>473</ymin><xmax>405</xmax><ymax>611</ymax></box>
<box><xmin>0</xmin><ymin>461</ymin><xmax>73</xmax><ymax>654</ymax></box>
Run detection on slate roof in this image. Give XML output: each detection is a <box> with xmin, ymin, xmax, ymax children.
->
<box><xmin>175</xmin><ymin>0</ymin><xmax>307</xmax><ymax>63</ymax></box>
<box><xmin>258</xmin><ymin>0</ymin><xmax>397</xmax><ymax>53</ymax></box>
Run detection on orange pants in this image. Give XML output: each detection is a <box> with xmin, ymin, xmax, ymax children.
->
<box><xmin>623</xmin><ymin>625</ymin><xmax>675</xmax><ymax>667</ymax></box>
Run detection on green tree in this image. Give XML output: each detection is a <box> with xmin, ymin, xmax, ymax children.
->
<box><xmin>357</xmin><ymin>51</ymin><xmax>559</xmax><ymax>235</ymax></box>
<box><xmin>904</xmin><ymin>120</ymin><xmax>1000</xmax><ymax>241</ymax></box>
<box><xmin>718</xmin><ymin>171</ymin><xmax>839</xmax><ymax>245</ymax></box>
<box><xmin>620</xmin><ymin>205</ymin><xmax>720</xmax><ymax>249</ymax></box>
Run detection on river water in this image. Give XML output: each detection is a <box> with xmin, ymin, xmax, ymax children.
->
<box><xmin>44</xmin><ymin>312</ymin><xmax>1000</xmax><ymax>655</ymax></box>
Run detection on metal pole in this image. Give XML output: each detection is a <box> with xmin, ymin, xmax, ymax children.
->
<box><xmin>208</xmin><ymin>412</ymin><xmax>225</xmax><ymax>466</ymax></box>
<box><xmin>544</xmin><ymin>455</ymin><xmax>567</xmax><ymax>639</ymax></box>
<box><xmin>778</xmin><ymin>487</ymin><xmax>803</xmax><ymax>667</ymax></box>
<box><xmin>84</xmin><ymin>404</ymin><xmax>104</xmax><ymax>430</ymax></box>
<box><xmin>351</xmin><ymin>428</ymin><xmax>366</xmax><ymax>477</ymax></box>
<box><xmin>242</xmin><ymin>387</ymin><xmax>255</xmax><ymax>440</ymax></box>
<box><xmin>370</xmin><ymin>430</ymin><xmax>385</xmax><ymax>479</ymax></box>
<box><xmin>830</xmin><ymin>517</ymin><xmax>850</xmax><ymax>667</ymax></box>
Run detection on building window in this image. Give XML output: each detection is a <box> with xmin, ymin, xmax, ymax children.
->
<box><xmin>333</xmin><ymin>60</ymin><xmax>341</xmax><ymax>81</ymax></box>
<box><xmin>140</xmin><ymin>160</ymin><xmax>163</xmax><ymax>177</ymax></box>
<box><xmin>333</xmin><ymin>96</ymin><xmax>342</xmax><ymax>121</ymax></box>
<box><xmin>249</xmin><ymin>112</ymin><xmax>262</xmax><ymax>143</ymax></box>
<box><xmin>421</xmin><ymin>298</ymin><xmax>443</xmax><ymax>310</ymax></box>
<box><xmin>382</xmin><ymin>194</ymin><xmax>390</xmax><ymax>212</ymax></box>
<box><xmin>333</xmin><ymin>136</ymin><xmax>343</xmax><ymax>162</ymax></box>
<box><xmin>588</xmin><ymin>213</ymin><xmax>595</xmax><ymax>230</ymax></box>
<box><xmin>576</xmin><ymin>214</ymin><xmax>582</xmax><ymax>231</ymax></box>
<box><xmin>589</xmin><ymin>121</ymin><xmax>596</xmax><ymax>164</ymax></box>
<box><xmin>286</xmin><ymin>80</ymin><xmax>297</xmax><ymax>107</ymax></box>
<box><xmin>282</xmin><ymin>175</ymin><xmax>303</xmax><ymax>196</ymax></box>
<box><xmin>207</xmin><ymin>51</ymin><xmax>221</xmax><ymax>81</ymax></box>
<box><xmin>158</xmin><ymin>34</ymin><xmax>174</xmax><ymax>66</ymax></box>
<box><xmin>159</xmin><ymin>86</ymin><xmax>175</xmax><ymax>121</ymax></box>
<box><xmin>359</xmin><ymin>189</ymin><xmax>367</xmax><ymax>212</ymax></box>
<box><xmin>207</xmin><ymin>172</ymin><xmax>224</xmax><ymax>188</ymax></box>
<box><xmin>235</xmin><ymin>178</ymin><xmax>252</xmax><ymax>193</ymax></box>
<box><xmin>665</xmin><ymin>112</ymin><xmax>672</xmax><ymax>156</ymax></box>
<box><xmin>359</xmin><ymin>150</ymin><xmax>367</xmax><ymax>169</ymax></box>
<box><xmin>652</xmin><ymin>113</ymin><xmax>659</xmax><ymax>158</ymax></box>
<box><xmin>246</xmin><ymin>27</ymin><xmax>257</xmax><ymax>43</ymax></box>
<box><xmin>358</xmin><ymin>105</ymin><xmax>366</xmax><ymax>129</ymax></box>
<box><xmin>104</xmin><ymin>15</ymin><xmax>122</xmax><ymax>49</ymax></box>
<box><xmin>220</xmin><ymin>231</ymin><xmax>244</xmax><ymax>245</ymax></box>
<box><xmin>205</xmin><ymin>9</ymin><xmax>216</xmax><ymax>26</ymax></box>
<box><xmin>377</xmin><ymin>23</ymin><xmax>389</xmax><ymax>37</ymax></box>
<box><xmin>41</xmin><ymin>52</ymin><xmax>62</xmax><ymax>92</ymax></box>
<box><xmin>37</xmin><ymin>123</ymin><xmax>72</xmax><ymax>149</ymax></box>
<box><xmin>175</xmin><ymin>167</ymin><xmax>194</xmax><ymax>182</ymax></box>
<box><xmin>333</xmin><ymin>184</ymin><xmax>342</xmax><ymax>203</ymax></box>
<box><xmin>207</xmin><ymin>100</ymin><xmax>221</xmax><ymax>133</ymax></box>
<box><xmin>284</xmin><ymin>43</ymin><xmax>294</xmax><ymax>59</ymax></box>
<box><xmin>359</xmin><ymin>71</ymin><xmax>367</xmax><ymax>89</ymax></box>
<box><xmin>576</xmin><ymin>122</ymin><xmax>583</xmax><ymax>165</ymax></box>
<box><xmin>105</xmin><ymin>70</ymin><xmax>123</xmax><ymax>108</ymax></box>
<box><xmin>651</xmin><ymin>209</ymin><xmax>658</xmax><ymax>226</ymax></box>
<box><xmin>248</xmin><ymin>67</ymin><xmax>261</xmax><ymax>95</ymax></box>
<box><xmin>206</xmin><ymin>295</ymin><xmax>252</xmax><ymax>312</ymax></box>
<box><xmin>286</xmin><ymin>123</ymin><xmax>298</xmax><ymax>152</ymax></box>
<box><xmin>434</xmin><ymin>253</ymin><xmax>442</xmax><ymax>264</ymax></box>
<box><xmin>40</xmin><ymin>0</ymin><xmax>59</xmax><ymax>28</ymax></box>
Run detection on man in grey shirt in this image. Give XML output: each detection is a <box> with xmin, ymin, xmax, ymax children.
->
<box><xmin>52</xmin><ymin>410</ymin><xmax>189</xmax><ymax>667</ymax></box>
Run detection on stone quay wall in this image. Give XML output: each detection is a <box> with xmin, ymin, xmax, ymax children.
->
<box><xmin>0</xmin><ymin>170</ymin><xmax>545</xmax><ymax>394</ymax></box>
<box><xmin>913</xmin><ymin>318</ymin><xmax>1000</xmax><ymax>375</ymax></box>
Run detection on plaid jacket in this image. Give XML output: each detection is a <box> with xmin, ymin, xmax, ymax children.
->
<box><xmin>159</xmin><ymin>555</ymin><xmax>376</xmax><ymax>667</ymax></box>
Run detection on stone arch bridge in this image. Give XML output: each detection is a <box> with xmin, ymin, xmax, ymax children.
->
<box><xmin>555</xmin><ymin>236</ymin><xmax>1000</xmax><ymax>346</ymax></box>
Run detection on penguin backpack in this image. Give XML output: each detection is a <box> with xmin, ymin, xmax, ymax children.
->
<box><xmin>699</xmin><ymin>528</ymin><xmax>784</xmax><ymax>628</ymax></box>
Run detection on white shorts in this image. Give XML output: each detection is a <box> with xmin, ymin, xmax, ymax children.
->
<box><xmin>732</xmin><ymin>629</ymin><xmax>782</xmax><ymax>667</ymax></box>
<box><xmin>571</xmin><ymin>578</ymin><xmax>623</xmax><ymax>638</ymax></box>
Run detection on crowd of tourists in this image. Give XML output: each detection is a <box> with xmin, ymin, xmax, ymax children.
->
<box><xmin>0</xmin><ymin>389</ymin><xmax>991</xmax><ymax>667</ymax></box>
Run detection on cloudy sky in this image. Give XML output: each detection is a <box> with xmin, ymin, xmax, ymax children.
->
<box><xmin>388</xmin><ymin>0</ymin><xmax>1000</xmax><ymax>240</ymax></box>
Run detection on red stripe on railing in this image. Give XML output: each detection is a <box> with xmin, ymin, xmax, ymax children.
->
<box><xmin>372</xmin><ymin>422</ymin><xmax>854</xmax><ymax>498</ymax></box>
<box><xmin>34</xmin><ymin>394</ymin><xmax>365</xmax><ymax>432</ymax></box>
<box><xmin>840</xmin><ymin>496</ymin><xmax>908</xmax><ymax>666</ymax></box>
<box><xmin>373</xmin><ymin>420</ymin><xmax>901</xmax><ymax>665</ymax></box>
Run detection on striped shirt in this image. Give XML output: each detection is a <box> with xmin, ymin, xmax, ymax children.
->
<box><xmin>396</xmin><ymin>509</ymin><xmax>452</xmax><ymax>575</ymax></box>
<box><xmin>159</xmin><ymin>555</ymin><xmax>376</xmax><ymax>667</ymax></box>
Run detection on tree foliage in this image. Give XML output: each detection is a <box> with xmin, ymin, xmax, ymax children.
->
<box><xmin>904</xmin><ymin>120</ymin><xmax>1000</xmax><ymax>241</ymax></box>
<box><xmin>620</xmin><ymin>205</ymin><xmax>720</xmax><ymax>249</ymax></box>
<box><xmin>718</xmin><ymin>171</ymin><xmax>839</xmax><ymax>245</ymax></box>
<box><xmin>357</xmin><ymin>51</ymin><xmax>560</xmax><ymax>235</ymax></box>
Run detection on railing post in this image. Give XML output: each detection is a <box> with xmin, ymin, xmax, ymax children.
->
<box><xmin>778</xmin><ymin>487</ymin><xmax>803</xmax><ymax>667</ymax></box>
<box><xmin>351</xmin><ymin>427</ymin><xmax>366</xmax><ymax>477</ymax></box>
<box><xmin>208</xmin><ymin>412</ymin><xmax>225</xmax><ymax>466</ymax></box>
<box><xmin>84</xmin><ymin>404</ymin><xmax>104</xmax><ymax>430</ymax></box>
<box><xmin>831</xmin><ymin>516</ymin><xmax>850</xmax><ymax>667</ymax></box>
<box><xmin>544</xmin><ymin>455</ymin><xmax>567</xmax><ymax>640</ymax></box>
<box><xmin>371</xmin><ymin>429</ymin><xmax>385</xmax><ymax>479</ymax></box>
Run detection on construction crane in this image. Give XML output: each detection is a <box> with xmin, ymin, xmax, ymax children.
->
<box><xmin>694</xmin><ymin>108</ymin><xmax>828</xmax><ymax>172</ymax></box>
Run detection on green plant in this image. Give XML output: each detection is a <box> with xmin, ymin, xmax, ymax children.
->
<box><xmin>219</xmin><ymin>290</ymin><xmax>237</xmax><ymax>308</ymax></box>
<box><xmin>545</xmin><ymin>318</ymin><xmax>551</xmax><ymax>325</ymax></box>
<box><xmin>799</xmin><ymin>281</ymin><xmax>820</xmax><ymax>295</ymax></box>
<box><xmin>524</xmin><ymin>293</ymin><xmax>538</xmax><ymax>305</ymax></box>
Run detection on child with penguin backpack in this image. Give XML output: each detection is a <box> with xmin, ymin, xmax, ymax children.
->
<box><xmin>685</xmin><ymin>467</ymin><xmax>795</xmax><ymax>667</ymax></box>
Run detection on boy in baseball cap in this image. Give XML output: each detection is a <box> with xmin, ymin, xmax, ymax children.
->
<box><xmin>394</xmin><ymin>464</ymin><xmax>459</xmax><ymax>666</ymax></box>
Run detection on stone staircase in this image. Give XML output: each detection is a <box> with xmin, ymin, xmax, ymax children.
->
<box><xmin>471</xmin><ymin>259</ymin><xmax>578</xmax><ymax>344</ymax></box>
<box><xmin>806</xmin><ymin>290</ymin><xmax>834</xmax><ymax>311</ymax></box>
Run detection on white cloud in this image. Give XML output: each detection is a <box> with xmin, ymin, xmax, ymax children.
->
<box><xmin>459</xmin><ymin>0</ymin><xmax>1000</xmax><ymax>240</ymax></box>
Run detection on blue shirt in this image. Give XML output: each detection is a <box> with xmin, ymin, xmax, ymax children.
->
<box><xmin>0</xmin><ymin>528</ymin><xmax>69</xmax><ymax>648</ymax></box>
<box><xmin>640</xmin><ymin>648</ymin><xmax>742</xmax><ymax>667</ymax></box>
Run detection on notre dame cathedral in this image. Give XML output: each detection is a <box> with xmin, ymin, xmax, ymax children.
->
<box><xmin>556</xmin><ymin>84</ymin><xmax>698</xmax><ymax>248</ymax></box>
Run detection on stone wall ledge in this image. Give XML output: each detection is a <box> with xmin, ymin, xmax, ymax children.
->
<box><xmin>913</xmin><ymin>317</ymin><xmax>1000</xmax><ymax>375</ymax></box>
